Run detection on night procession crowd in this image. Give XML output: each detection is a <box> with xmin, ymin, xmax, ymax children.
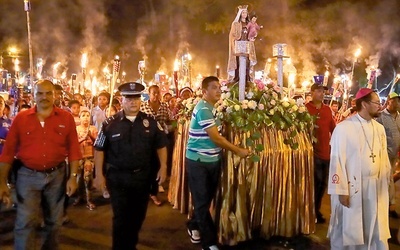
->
<box><xmin>0</xmin><ymin>76</ymin><xmax>399</xmax><ymax>250</ymax></box>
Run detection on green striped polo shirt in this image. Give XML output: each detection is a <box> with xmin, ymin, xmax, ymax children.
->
<box><xmin>186</xmin><ymin>99</ymin><xmax>222</xmax><ymax>162</ymax></box>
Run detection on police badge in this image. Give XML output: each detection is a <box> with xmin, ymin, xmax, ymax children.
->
<box><xmin>143</xmin><ymin>119</ymin><xmax>149</xmax><ymax>128</ymax></box>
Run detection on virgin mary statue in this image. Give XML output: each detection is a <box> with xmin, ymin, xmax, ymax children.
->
<box><xmin>227</xmin><ymin>5</ymin><xmax>257</xmax><ymax>82</ymax></box>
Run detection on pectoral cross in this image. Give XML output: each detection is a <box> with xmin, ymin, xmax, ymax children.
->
<box><xmin>370</xmin><ymin>152</ymin><xmax>376</xmax><ymax>163</ymax></box>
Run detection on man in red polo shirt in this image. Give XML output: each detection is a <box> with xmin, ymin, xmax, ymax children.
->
<box><xmin>306</xmin><ymin>83</ymin><xmax>336</xmax><ymax>223</ymax></box>
<box><xmin>0</xmin><ymin>79</ymin><xmax>82</xmax><ymax>249</ymax></box>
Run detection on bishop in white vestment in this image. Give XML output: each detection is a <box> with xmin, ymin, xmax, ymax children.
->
<box><xmin>327</xmin><ymin>89</ymin><xmax>391</xmax><ymax>250</ymax></box>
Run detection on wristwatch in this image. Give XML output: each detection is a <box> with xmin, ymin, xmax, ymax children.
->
<box><xmin>71</xmin><ymin>173</ymin><xmax>78</xmax><ymax>177</ymax></box>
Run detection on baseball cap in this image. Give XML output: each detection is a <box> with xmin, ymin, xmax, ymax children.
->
<box><xmin>310</xmin><ymin>83</ymin><xmax>328</xmax><ymax>91</ymax></box>
<box><xmin>388</xmin><ymin>92</ymin><xmax>400</xmax><ymax>99</ymax></box>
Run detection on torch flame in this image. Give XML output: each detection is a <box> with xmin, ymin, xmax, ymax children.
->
<box><xmin>354</xmin><ymin>48</ymin><xmax>361</xmax><ymax>58</ymax></box>
<box><xmin>14</xmin><ymin>58</ymin><xmax>20</xmax><ymax>72</ymax></box>
<box><xmin>302</xmin><ymin>80</ymin><xmax>310</xmax><ymax>88</ymax></box>
<box><xmin>174</xmin><ymin>59</ymin><xmax>180</xmax><ymax>71</ymax></box>
<box><xmin>288</xmin><ymin>73</ymin><xmax>296</xmax><ymax>87</ymax></box>
<box><xmin>81</xmin><ymin>53</ymin><xmax>88</xmax><ymax>68</ymax></box>
<box><xmin>9</xmin><ymin>47</ymin><xmax>17</xmax><ymax>54</ymax></box>
<box><xmin>53</xmin><ymin>62</ymin><xmax>61</xmax><ymax>70</ymax></box>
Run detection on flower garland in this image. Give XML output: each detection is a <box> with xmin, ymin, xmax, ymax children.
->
<box><xmin>177</xmin><ymin>80</ymin><xmax>315</xmax><ymax>161</ymax></box>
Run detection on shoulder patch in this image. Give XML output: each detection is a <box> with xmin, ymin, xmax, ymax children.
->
<box><xmin>157</xmin><ymin>122</ymin><xmax>164</xmax><ymax>131</ymax></box>
<box><xmin>104</xmin><ymin>116</ymin><xmax>115</xmax><ymax>125</ymax></box>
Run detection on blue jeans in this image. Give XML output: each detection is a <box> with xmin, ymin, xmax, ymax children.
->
<box><xmin>186</xmin><ymin>158</ymin><xmax>221</xmax><ymax>249</ymax></box>
<box><xmin>15</xmin><ymin>165</ymin><xmax>66</xmax><ymax>250</ymax></box>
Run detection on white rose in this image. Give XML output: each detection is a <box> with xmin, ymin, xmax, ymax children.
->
<box><xmin>226</xmin><ymin>106</ymin><xmax>233</xmax><ymax>113</ymax></box>
<box><xmin>296</xmin><ymin>98</ymin><xmax>305</xmax><ymax>106</ymax></box>
<box><xmin>234</xmin><ymin>105</ymin><xmax>241</xmax><ymax>111</ymax></box>
<box><xmin>282</xmin><ymin>101</ymin><xmax>290</xmax><ymax>108</ymax></box>
<box><xmin>246</xmin><ymin>91</ymin><xmax>254</xmax><ymax>99</ymax></box>
<box><xmin>270</xmin><ymin>100</ymin><xmax>276</xmax><ymax>106</ymax></box>
<box><xmin>269</xmin><ymin>109</ymin><xmax>275</xmax><ymax>115</ymax></box>
<box><xmin>258</xmin><ymin>103</ymin><xmax>265</xmax><ymax>110</ymax></box>
<box><xmin>248</xmin><ymin>100</ymin><xmax>257</xmax><ymax>110</ymax></box>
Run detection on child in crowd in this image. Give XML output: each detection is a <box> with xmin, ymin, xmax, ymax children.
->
<box><xmin>74</xmin><ymin>108</ymin><xmax>98</xmax><ymax>210</ymax></box>
<box><xmin>69</xmin><ymin>100</ymin><xmax>81</xmax><ymax>125</ymax></box>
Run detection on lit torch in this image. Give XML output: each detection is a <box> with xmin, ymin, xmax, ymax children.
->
<box><xmin>323</xmin><ymin>70</ymin><xmax>329</xmax><ymax>87</ymax></box>
<box><xmin>173</xmin><ymin>59</ymin><xmax>179</xmax><ymax>96</ymax></box>
<box><xmin>81</xmin><ymin>53</ymin><xmax>88</xmax><ymax>94</ymax></box>
<box><xmin>36</xmin><ymin>58</ymin><xmax>43</xmax><ymax>79</ymax></box>
<box><xmin>138</xmin><ymin>60</ymin><xmax>146</xmax><ymax>86</ymax></box>
<box><xmin>108</xmin><ymin>55</ymin><xmax>121</xmax><ymax>117</ymax></box>
<box><xmin>53</xmin><ymin>62</ymin><xmax>60</xmax><ymax>80</ymax></box>
<box><xmin>288</xmin><ymin>73</ymin><xmax>296</xmax><ymax>97</ymax></box>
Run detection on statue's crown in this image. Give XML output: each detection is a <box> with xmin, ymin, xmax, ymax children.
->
<box><xmin>237</xmin><ymin>5</ymin><xmax>248</xmax><ymax>11</ymax></box>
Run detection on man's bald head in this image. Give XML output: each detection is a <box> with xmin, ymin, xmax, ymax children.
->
<box><xmin>34</xmin><ymin>79</ymin><xmax>55</xmax><ymax>93</ymax></box>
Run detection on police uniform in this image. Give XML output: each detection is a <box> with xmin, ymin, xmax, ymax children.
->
<box><xmin>94</xmin><ymin>82</ymin><xmax>168</xmax><ymax>250</ymax></box>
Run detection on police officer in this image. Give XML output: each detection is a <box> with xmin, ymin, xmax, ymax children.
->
<box><xmin>94</xmin><ymin>81</ymin><xmax>168</xmax><ymax>250</ymax></box>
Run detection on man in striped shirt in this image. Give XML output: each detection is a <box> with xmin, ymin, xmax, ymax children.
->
<box><xmin>185</xmin><ymin>76</ymin><xmax>249</xmax><ymax>250</ymax></box>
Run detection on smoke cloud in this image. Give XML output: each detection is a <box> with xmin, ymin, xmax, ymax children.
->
<box><xmin>0</xmin><ymin>0</ymin><xmax>399</xmax><ymax>90</ymax></box>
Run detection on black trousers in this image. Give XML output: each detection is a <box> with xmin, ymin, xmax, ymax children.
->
<box><xmin>186</xmin><ymin>158</ymin><xmax>221</xmax><ymax>249</ymax></box>
<box><xmin>314</xmin><ymin>157</ymin><xmax>330</xmax><ymax>217</ymax></box>
<box><xmin>106</xmin><ymin>168</ymin><xmax>150</xmax><ymax>250</ymax></box>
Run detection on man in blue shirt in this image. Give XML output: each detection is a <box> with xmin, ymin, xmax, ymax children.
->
<box><xmin>186</xmin><ymin>76</ymin><xmax>249</xmax><ymax>250</ymax></box>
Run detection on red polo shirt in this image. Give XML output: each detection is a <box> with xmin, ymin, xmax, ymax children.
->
<box><xmin>0</xmin><ymin>106</ymin><xmax>82</xmax><ymax>170</ymax></box>
<box><xmin>306</xmin><ymin>101</ymin><xmax>336</xmax><ymax>160</ymax></box>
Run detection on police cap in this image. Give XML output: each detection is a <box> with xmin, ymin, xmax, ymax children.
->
<box><xmin>118</xmin><ymin>82</ymin><xmax>145</xmax><ymax>97</ymax></box>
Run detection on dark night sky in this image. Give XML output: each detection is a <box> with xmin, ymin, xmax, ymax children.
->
<box><xmin>0</xmin><ymin>0</ymin><xmax>400</xmax><ymax>94</ymax></box>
